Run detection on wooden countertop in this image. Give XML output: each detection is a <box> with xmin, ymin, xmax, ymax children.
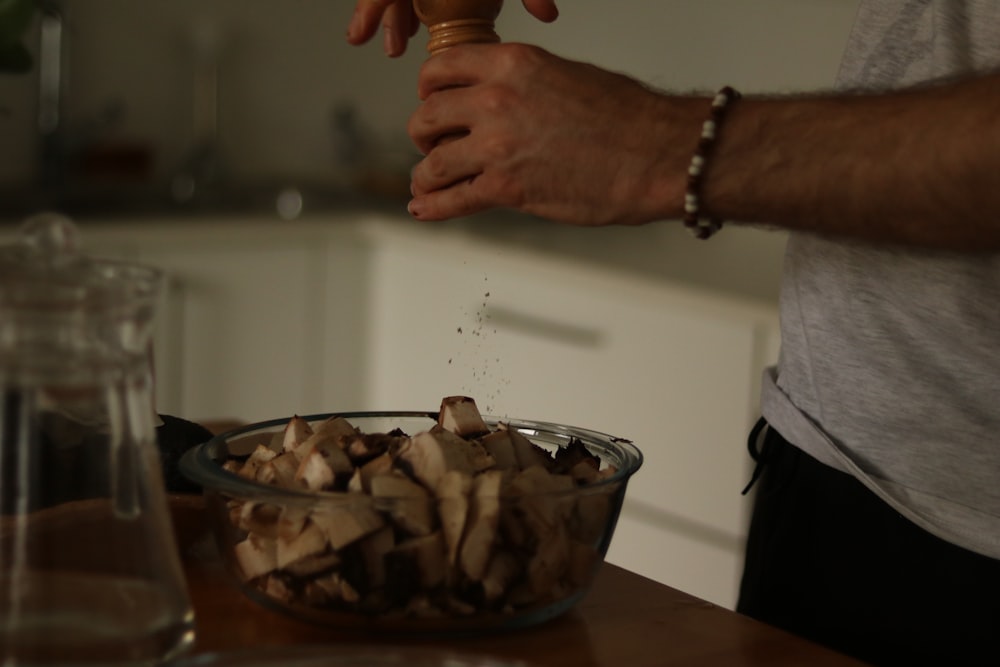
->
<box><xmin>170</xmin><ymin>496</ymin><xmax>865</xmax><ymax>667</ymax></box>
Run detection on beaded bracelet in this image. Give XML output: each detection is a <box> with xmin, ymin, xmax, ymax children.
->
<box><xmin>683</xmin><ymin>86</ymin><xmax>741</xmax><ymax>239</ymax></box>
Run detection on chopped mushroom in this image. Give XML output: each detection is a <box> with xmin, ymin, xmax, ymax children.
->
<box><xmin>238</xmin><ymin>445</ymin><xmax>278</xmax><ymax>480</ymax></box>
<box><xmin>482</xmin><ymin>550</ymin><xmax>522</xmax><ymax>602</ymax></box>
<box><xmin>479</xmin><ymin>431</ymin><xmax>520</xmax><ymax>470</ymax></box>
<box><xmin>436</xmin><ymin>470</ymin><xmax>473</xmax><ymax>567</ymax></box>
<box><xmin>438</xmin><ymin>395</ymin><xmax>490</xmax><ymax>438</ymax></box>
<box><xmin>358</xmin><ymin>525</ymin><xmax>395</xmax><ymax>589</ymax></box>
<box><xmin>294</xmin><ymin>433</ymin><xmax>354</xmax><ymax>490</ymax></box>
<box><xmin>276</xmin><ymin>520</ymin><xmax>328</xmax><ymax>570</ymax></box>
<box><xmin>385</xmin><ymin>531</ymin><xmax>447</xmax><ymax>592</ymax></box>
<box><xmin>257</xmin><ymin>451</ymin><xmax>299</xmax><ymax>487</ymax></box>
<box><xmin>281</xmin><ymin>415</ymin><xmax>314</xmax><ymax>455</ymax></box>
<box><xmin>234</xmin><ymin>532</ymin><xmax>278</xmax><ymax>580</ymax></box>
<box><xmin>459</xmin><ymin>470</ymin><xmax>504</xmax><ymax>581</ymax></box>
<box><xmin>500</xmin><ymin>424</ymin><xmax>552</xmax><ymax>470</ymax></box>
<box><xmin>370</xmin><ymin>472</ymin><xmax>436</xmax><ymax>536</ymax></box>
<box><xmin>399</xmin><ymin>428</ymin><xmax>494</xmax><ymax>490</ymax></box>
<box><xmin>309</xmin><ymin>499</ymin><xmax>385</xmax><ymax>549</ymax></box>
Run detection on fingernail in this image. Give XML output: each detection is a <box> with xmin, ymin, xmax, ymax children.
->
<box><xmin>407</xmin><ymin>199</ymin><xmax>421</xmax><ymax>218</ymax></box>
<box><xmin>384</xmin><ymin>29</ymin><xmax>400</xmax><ymax>57</ymax></box>
<box><xmin>346</xmin><ymin>9</ymin><xmax>359</xmax><ymax>41</ymax></box>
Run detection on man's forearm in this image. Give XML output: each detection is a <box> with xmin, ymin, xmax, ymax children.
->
<box><xmin>698</xmin><ymin>72</ymin><xmax>1000</xmax><ymax>251</ymax></box>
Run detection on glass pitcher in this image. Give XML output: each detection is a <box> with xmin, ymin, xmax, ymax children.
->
<box><xmin>0</xmin><ymin>214</ymin><xmax>195</xmax><ymax>665</ymax></box>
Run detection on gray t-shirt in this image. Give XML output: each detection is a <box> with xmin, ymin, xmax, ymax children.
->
<box><xmin>760</xmin><ymin>0</ymin><xmax>1000</xmax><ymax>559</ymax></box>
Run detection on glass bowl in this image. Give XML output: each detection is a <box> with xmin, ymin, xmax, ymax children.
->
<box><xmin>179</xmin><ymin>411</ymin><xmax>642</xmax><ymax>633</ymax></box>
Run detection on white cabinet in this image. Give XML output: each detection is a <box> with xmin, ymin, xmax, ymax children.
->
<box><xmin>80</xmin><ymin>218</ymin><xmax>370</xmax><ymax>424</ymax></box>
<box><xmin>361</xmin><ymin>221</ymin><xmax>780</xmax><ymax>609</ymax></box>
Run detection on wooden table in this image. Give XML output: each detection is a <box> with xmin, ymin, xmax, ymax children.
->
<box><xmin>170</xmin><ymin>496</ymin><xmax>866</xmax><ymax>666</ymax></box>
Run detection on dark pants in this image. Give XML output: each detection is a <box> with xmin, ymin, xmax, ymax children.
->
<box><xmin>736</xmin><ymin>420</ymin><xmax>1000</xmax><ymax>667</ymax></box>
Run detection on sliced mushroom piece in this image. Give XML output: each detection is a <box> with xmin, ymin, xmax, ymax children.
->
<box><xmin>283</xmin><ymin>550</ymin><xmax>342</xmax><ymax>579</ymax></box>
<box><xmin>312</xmin><ymin>415</ymin><xmax>359</xmax><ymax>440</ymax></box>
<box><xmin>277</xmin><ymin>505</ymin><xmax>311</xmax><ymax>542</ymax></box>
<box><xmin>370</xmin><ymin>472</ymin><xmax>436</xmax><ymax>536</ymax></box>
<box><xmin>348</xmin><ymin>452</ymin><xmax>394</xmax><ymax>493</ymax></box>
<box><xmin>596</xmin><ymin>465</ymin><xmax>619</xmax><ymax>481</ymax></box>
<box><xmin>347</xmin><ymin>468</ymin><xmax>364</xmax><ymax>494</ymax></box>
<box><xmin>343</xmin><ymin>431</ymin><xmax>407</xmax><ymax>465</ymax></box>
<box><xmin>311</xmin><ymin>571</ymin><xmax>361</xmax><ymax>604</ymax></box>
<box><xmin>282</xmin><ymin>415</ymin><xmax>314</xmax><ymax>455</ymax></box>
<box><xmin>257</xmin><ymin>451</ymin><xmax>299</xmax><ymax>487</ymax></box>
<box><xmin>301</xmin><ymin>580</ymin><xmax>331</xmax><ymax>607</ymax></box>
<box><xmin>481</xmin><ymin>550</ymin><xmax>522</xmax><ymax>602</ymax></box>
<box><xmin>438</xmin><ymin>395</ymin><xmax>490</xmax><ymax>438</ymax></box>
<box><xmin>460</xmin><ymin>470</ymin><xmax>505</xmax><ymax>581</ymax></box>
<box><xmin>499</xmin><ymin>423</ymin><xmax>553</xmax><ymax>470</ymax></box>
<box><xmin>358</xmin><ymin>524</ymin><xmax>395</xmax><ymax>589</ymax></box>
<box><xmin>238</xmin><ymin>444</ymin><xmax>278</xmax><ymax>480</ymax></box>
<box><xmin>276</xmin><ymin>520</ymin><xmax>328</xmax><ymax>570</ymax></box>
<box><xmin>234</xmin><ymin>532</ymin><xmax>278</xmax><ymax>581</ymax></box>
<box><xmin>264</xmin><ymin>574</ymin><xmax>295</xmax><ymax>603</ymax></box>
<box><xmin>436</xmin><ymin>470</ymin><xmax>473</xmax><ymax>567</ymax></box>
<box><xmin>568</xmin><ymin>459</ymin><xmax>600</xmax><ymax>485</ymax></box>
<box><xmin>238</xmin><ymin>502</ymin><xmax>282</xmax><ymax>540</ymax></box>
<box><xmin>398</xmin><ymin>428</ymin><xmax>495</xmax><ymax>490</ymax></box>
<box><xmin>527</xmin><ymin>524</ymin><xmax>571</xmax><ymax>597</ymax></box>
<box><xmin>294</xmin><ymin>433</ymin><xmax>355</xmax><ymax>491</ymax></box>
<box><xmin>479</xmin><ymin>431</ymin><xmax>519</xmax><ymax>470</ymax></box>
<box><xmin>571</xmin><ymin>489</ymin><xmax>615</xmax><ymax>544</ymax></box>
<box><xmin>385</xmin><ymin>531</ymin><xmax>448</xmax><ymax>594</ymax></box>
<box><xmin>508</xmin><ymin>466</ymin><xmax>575</xmax><ymax>535</ymax></box>
<box><xmin>310</xmin><ymin>498</ymin><xmax>386</xmax><ymax>550</ymax></box>
<box><xmin>553</xmin><ymin>437</ymin><xmax>601</xmax><ymax>475</ymax></box>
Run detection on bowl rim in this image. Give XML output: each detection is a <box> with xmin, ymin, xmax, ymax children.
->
<box><xmin>179</xmin><ymin>410</ymin><xmax>643</xmax><ymax>504</ymax></box>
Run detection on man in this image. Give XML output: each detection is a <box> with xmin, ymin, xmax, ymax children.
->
<box><xmin>348</xmin><ymin>2</ymin><xmax>1000</xmax><ymax>664</ymax></box>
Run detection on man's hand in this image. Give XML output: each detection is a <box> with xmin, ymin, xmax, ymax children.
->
<box><xmin>347</xmin><ymin>0</ymin><xmax>558</xmax><ymax>57</ymax></box>
<box><xmin>407</xmin><ymin>43</ymin><xmax>697</xmax><ymax>226</ymax></box>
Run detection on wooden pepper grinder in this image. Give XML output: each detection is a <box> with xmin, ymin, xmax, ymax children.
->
<box><xmin>413</xmin><ymin>0</ymin><xmax>504</xmax><ymax>55</ymax></box>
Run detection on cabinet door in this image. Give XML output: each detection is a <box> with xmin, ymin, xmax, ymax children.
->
<box><xmin>364</xmin><ymin>224</ymin><xmax>779</xmax><ymax>608</ymax></box>
<box><xmin>129</xmin><ymin>223</ymin><xmax>335</xmax><ymax>423</ymax></box>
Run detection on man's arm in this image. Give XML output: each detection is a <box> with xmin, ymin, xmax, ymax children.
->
<box><xmin>706</xmin><ymin>73</ymin><xmax>1000</xmax><ymax>251</ymax></box>
<box><xmin>408</xmin><ymin>44</ymin><xmax>1000</xmax><ymax>252</ymax></box>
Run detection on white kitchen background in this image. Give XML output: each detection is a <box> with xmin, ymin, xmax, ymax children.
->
<box><xmin>1</xmin><ymin>0</ymin><xmax>861</xmax><ymax>610</ymax></box>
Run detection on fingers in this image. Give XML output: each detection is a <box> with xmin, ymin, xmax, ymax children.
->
<box><xmin>347</xmin><ymin>0</ymin><xmax>417</xmax><ymax>56</ymax></box>
<box><xmin>408</xmin><ymin>85</ymin><xmax>480</xmax><ymax>155</ymax></box>
<box><xmin>408</xmin><ymin>175</ymin><xmax>494</xmax><ymax>221</ymax></box>
<box><xmin>346</xmin><ymin>0</ymin><xmax>392</xmax><ymax>44</ymax></box>
<box><xmin>410</xmin><ymin>137</ymin><xmax>481</xmax><ymax>195</ymax></box>
<box><xmin>521</xmin><ymin>0</ymin><xmax>559</xmax><ymax>22</ymax></box>
<box><xmin>416</xmin><ymin>44</ymin><xmax>495</xmax><ymax>100</ymax></box>
<box><xmin>381</xmin><ymin>1</ymin><xmax>411</xmax><ymax>56</ymax></box>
